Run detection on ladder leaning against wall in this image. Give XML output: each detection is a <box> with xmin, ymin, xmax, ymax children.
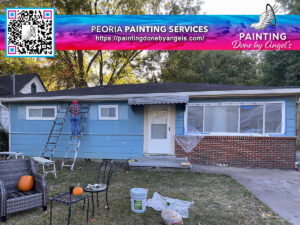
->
<box><xmin>32</xmin><ymin>104</ymin><xmax>69</xmax><ymax>178</ymax></box>
<box><xmin>61</xmin><ymin>104</ymin><xmax>90</xmax><ymax>170</ymax></box>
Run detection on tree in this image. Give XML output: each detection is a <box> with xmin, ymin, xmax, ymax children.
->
<box><xmin>260</xmin><ymin>51</ymin><xmax>300</xmax><ymax>86</ymax></box>
<box><xmin>259</xmin><ymin>0</ymin><xmax>300</xmax><ymax>86</ymax></box>
<box><xmin>0</xmin><ymin>0</ymin><xmax>204</xmax><ymax>90</ymax></box>
<box><xmin>159</xmin><ymin>51</ymin><xmax>259</xmax><ymax>85</ymax></box>
<box><xmin>275</xmin><ymin>0</ymin><xmax>300</xmax><ymax>14</ymax></box>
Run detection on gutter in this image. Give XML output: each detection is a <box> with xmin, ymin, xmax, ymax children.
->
<box><xmin>1</xmin><ymin>88</ymin><xmax>300</xmax><ymax>103</ymax></box>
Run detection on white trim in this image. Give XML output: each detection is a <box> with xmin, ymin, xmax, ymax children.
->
<box><xmin>143</xmin><ymin>105</ymin><xmax>148</xmax><ymax>154</ymax></box>
<box><xmin>98</xmin><ymin>105</ymin><xmax>118</xmax><ymax>120</ymax></box>
<box><xmin>19</xmin><ymin>77</ymin><xmax>46</xmax><ymax>94</ymax></box>
<box><xmin>2</xmin><ymin>88</ymin><xmax>300</xmax><ymax>102</ymax></box>
<box><xmin>184</xmin><ymin>101</ymin><xmax>285</xmax><ymax>136</ymax></box>
<box><xmin>26</xmin><ymin>106</ymin><xmax>57</xmax><ymax>120</ymax></box>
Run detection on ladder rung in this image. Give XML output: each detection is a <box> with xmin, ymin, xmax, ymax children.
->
<box><xmin>62</xmin><ymin>165</ymin><xmax>72</xmax><ymax>167</ymax></box>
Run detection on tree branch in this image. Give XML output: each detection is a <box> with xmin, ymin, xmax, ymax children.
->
<box><xmin>86</xmin><ymin>50</ymin><xmax>101</xmax><ymax>75</ymax></box>
<box><xmin>108</xmin><ymin>50</ymin><xmax>142</xmax><ymax>85</ymax></box>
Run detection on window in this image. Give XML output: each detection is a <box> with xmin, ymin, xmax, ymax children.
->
<box><xmin>31</xmin><ymin>83</ymin><xmax>37</xmax><ymax>93</ymax></box>
<box><xmin>187</xmin><ymin>106</ymin><xmax>203</xmax><ymax>133</ymax></box>
<box><xmin>204</xmin><ymin>106</ymin><xmax>239</xmax><ymax>133</ymax></box>
<box><xmin>185</xmin><ymin>102</ymin><xmax>284</xmax><ymax>136</ymax></box>
<box><xmin>240</xmin><ymin>105</ymin><xmax>263</xmax><ymax>134</ymax></box>
<box><xmin>26</xmin><ymin>106</ymin><xmax>57</xmax><ymax>120</ymax></box>
<box><xmin>98</xmin><ymin>105</ymin><xmax>118</xmax><ymax>120</ymax></box>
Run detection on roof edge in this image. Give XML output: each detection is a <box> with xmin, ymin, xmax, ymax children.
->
<box><xmin>1</xmin><ymin>88</ymin><xmax>300</xmax><ymax>103</ymax></box>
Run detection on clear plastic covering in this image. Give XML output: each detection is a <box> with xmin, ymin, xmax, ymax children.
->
<box><xmin>204</xmin><ymin>106</ymin><xmax>239</xmax><ymax>133</ymax></box>
<box><xmin>186</xmin><ymin>102</ymin><xmax>283</xmax><ymax>135</ymax></box>
<box><xmin>147</xmin><ymin>192</ymin><xmax>194</xmax><ymax>218</ymax></box>
<box><xmin>175</xmin><ymin>135</ymin><xmax>204</xmax><ymax>153</ymax></box>
<box><xmin>240</xmin><ymin>105</ymin><xmax>264</xmax><ymax>134</ymax></box>
<box><xmin>265</xmin><ymin>103</ymin><xmax>282</xmax><ymax>133</ymax></box>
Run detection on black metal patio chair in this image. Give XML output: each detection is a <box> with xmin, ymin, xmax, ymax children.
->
<box><xmin>83</xmin><ymin>159</ymin><xmax>114</xmax><ymax>216</ymax></box>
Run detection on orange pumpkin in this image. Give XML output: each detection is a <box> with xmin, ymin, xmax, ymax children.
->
<box><xmin>18</xmin><ymin>175</ymin><xmax>34</xmax><ymax>192</ymax></box>
<box><xmin>72</xmin><ymin>187</ymin><xmax>84</xmax><ymax>196</ymax></box>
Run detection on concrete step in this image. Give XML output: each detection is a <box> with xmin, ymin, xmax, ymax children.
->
<box><xmin>129</xmin><ymin>156</ymin><xmax>191</xmax><ymax>171</ymax></box>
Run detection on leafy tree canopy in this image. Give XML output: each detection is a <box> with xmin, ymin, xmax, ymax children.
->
<box><xmin>159</xmin><ymin>51</ymin><xmax>259</xmax><ymax>86</ymax></box>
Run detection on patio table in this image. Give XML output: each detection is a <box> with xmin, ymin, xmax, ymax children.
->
<box><xmin>49</xmin><ymin>192</ymin><xmax>89</xmax><ymax>225</ymax></box>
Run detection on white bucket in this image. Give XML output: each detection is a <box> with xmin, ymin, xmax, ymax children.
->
<box><xmin>130</xmin><ymin>188</ymin><xmax>147</xmax><ymax>213</ymax></box>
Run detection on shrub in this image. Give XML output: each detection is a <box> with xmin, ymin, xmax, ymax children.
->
<box><xmin>0</xmin><ymin>124</ymin><xmax>8</xmax><ymax>152</ymax></box>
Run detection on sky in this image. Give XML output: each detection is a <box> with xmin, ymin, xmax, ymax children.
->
<box><xmin>201</xmin><ymin>0</ymin><xmax>283</xmax><ymax>15</ymax></box>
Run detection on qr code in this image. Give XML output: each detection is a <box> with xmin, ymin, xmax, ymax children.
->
<box><xmin>6</xmin><ymin>8</ymin><xmax>55</xmax><ymax>57</ymax></box>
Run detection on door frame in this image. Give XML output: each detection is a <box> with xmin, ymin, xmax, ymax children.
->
<box><xmin>143</xmin><ymin>104</ymin><xmax>175</xmax><ymax>155</ymax></box>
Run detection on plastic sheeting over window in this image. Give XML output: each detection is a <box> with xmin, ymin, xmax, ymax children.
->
<box><xmin>175</xmin><ymin>135</ymin><xmax>204</xmax><ymax>153</ymax></box>
<box><xmin>265</xmin><ymin>103</ymin><xmax>282</xmax><ymax>133</ymax></box>
<box><xmin>240</xmin><ymin>105</ymin><xmax>263</xmax><ymax>134</ymax></box>
<box><xmin>204</xmin><ymin>106</ymin><xmax>239</xmax><ymax>133</ymax></box>
<box><xmin>187</xmin><ymin>106</ymin><xmax>203</xmax><ymax>133</ymax></box>
<box><xmin>186</xmin><ymin>102</ymin><xmax>283</xmax><ymax>136</ymax></box>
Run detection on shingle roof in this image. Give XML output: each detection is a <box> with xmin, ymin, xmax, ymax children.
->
<box><xmin>4</xmin><ymin>82</ymin><xmax>300</xmax><ymax>99</ymax></box>
<box><xmin>0</xmin><ymin>73</ymin><xmax>46</xmax><ymax>96</ymax></box>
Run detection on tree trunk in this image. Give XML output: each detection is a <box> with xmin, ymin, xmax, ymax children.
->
<box><xmin>99</xmin><ymin>50</ymin><xmax>104</xmax><ymax>86</ymax></box>
<box><xmin>77</xmin><ymin>50</ymin><xmax>88</xmax><ymax>87</ymax></box>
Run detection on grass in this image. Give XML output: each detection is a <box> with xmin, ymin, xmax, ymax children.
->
<box><xmin>5</xmin><ymin>161</ymin><xmax>289</xmax><ymax>225</ymax></box>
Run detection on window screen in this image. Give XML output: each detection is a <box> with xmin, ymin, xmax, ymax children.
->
<box><xmin>42</xmin><ymin>108</ymin><xmax>55</xmax><ymax>117</ymax></box>
<box><xmin>29</xmin><ymin>108</ymin><xmax>41</xmax><ymax>117</ymax></box>
<box><xmin>27</xmin><ymin>106</ymin><xmax>56</xmax><ymax>120</ymax></box>
<box><xmin>99</xmin><ymin>105</ymin><xmax>118</xmax><ymax>120</ymax></box>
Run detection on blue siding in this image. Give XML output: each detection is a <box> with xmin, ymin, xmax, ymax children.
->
<box><xmin>10</xmin><ymin>102</ymin><xmax>144</xmax><ymax>159</ymax></box>
<box><xmin>9</xmin><ymin>95</ymin><xmax>298</xmax><ymax>159</ymax></box>
<box><xmin>175</xmin><ymin>96</ymin><xmax>297</xmax><ymax>137</ymax></box>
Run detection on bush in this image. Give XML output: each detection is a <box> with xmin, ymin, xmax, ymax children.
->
<box><xmin>0</xmin><ymin>125</ymin><xmax>8</xmax><ymax>152</ymax></box>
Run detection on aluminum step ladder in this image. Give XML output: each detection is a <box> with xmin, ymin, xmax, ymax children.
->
<box><xmin>61</xmin><ymin>104</ymin><xmax>90</xmax><ymax>170</ymax></box>
<box><xmin>32</xmin><ymin>105</ymin><xmax>69</xmax><ymax>178</ymax></box>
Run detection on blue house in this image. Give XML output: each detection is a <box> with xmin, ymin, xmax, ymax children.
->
<box><xmin>1</xmin><ymin>82</ymin><xmax>299</xmax><ymax>169</ymax></box>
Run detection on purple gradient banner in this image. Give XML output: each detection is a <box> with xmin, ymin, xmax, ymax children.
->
<box><xmin>1</xmin><ymin>15</ymin><xmax>300</xmax><ymax>50</ymax></box>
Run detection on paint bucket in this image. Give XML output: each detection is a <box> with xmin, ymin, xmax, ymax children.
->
<box><xmin>130</xmin><ymin>188</ymin><xmax>147</xmax><ymax>213</ymax></box>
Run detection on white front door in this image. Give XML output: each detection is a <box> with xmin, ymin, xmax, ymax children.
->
<box><xmin>147</xmin><ymin>105</ymin><xmax>171</xmax><ymax>154</ymax></box>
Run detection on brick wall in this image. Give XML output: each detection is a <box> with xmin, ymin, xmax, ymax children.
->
<box><xmin>175</xmin><ymin>136</ymin><xmax>296</xmax><ymax>169</ymax></box>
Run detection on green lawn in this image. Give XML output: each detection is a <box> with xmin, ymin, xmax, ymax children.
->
<box><xmin>5</xmin><ymin>161</ymin><xmax>289</xmax><ymax>225</ymax></box>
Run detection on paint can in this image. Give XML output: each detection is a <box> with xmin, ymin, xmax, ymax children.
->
<box><xmin>130</xmin><ymin>188</ymin><xmax>147</xmax><ymax>213</ymax></box>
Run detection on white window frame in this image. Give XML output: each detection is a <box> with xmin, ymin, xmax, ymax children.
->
<box><xmin>26</xmin><ymin>106</ymin><xmax>57</xmax><ymax>120</ymax></box>
<box><xmin>98</xmin><ymin>105</ymin><xmax>118</xmax><ymax>120</ymax></box>
<box><xmin>184</xmin><ymin>101</ymin><xmax>285</xmax><ymax>136</ymax></box>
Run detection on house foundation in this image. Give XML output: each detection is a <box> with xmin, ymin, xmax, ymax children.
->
<box><xmin>175</xmin><ymin>136</ymin><xmax>296</xmax><ymax>169</ymax></box>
